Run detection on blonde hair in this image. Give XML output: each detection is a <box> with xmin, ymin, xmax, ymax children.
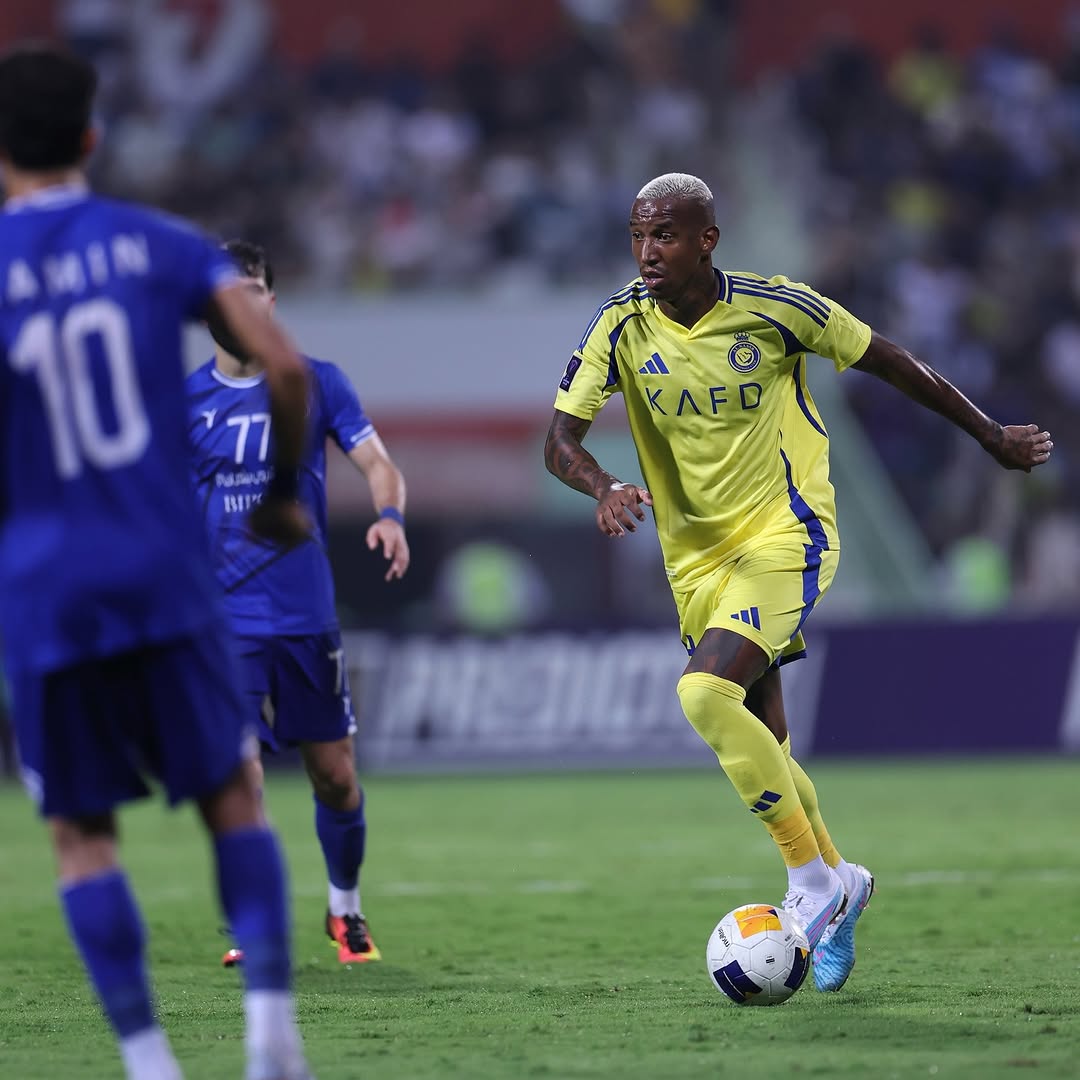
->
<box><xmin>635</xmin><ymin>172</ymin><xmax>713</xmax><ymax>210</ymax></box>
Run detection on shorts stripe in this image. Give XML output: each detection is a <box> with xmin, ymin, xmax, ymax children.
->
<box><xmin>779</xmin><ymin>448</ymin><xmax>829</xmax><ymax>634</ymax></box>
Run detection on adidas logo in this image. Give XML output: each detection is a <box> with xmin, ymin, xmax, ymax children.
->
<box><xmin>749</xmin><ymin>789</ymin><xmax>782</xmax><ymax>815</ymax></box>
<box><xmin>638</xmin><ymin>352</ymin><xmax>670</xmax><ymax>375</ymax></box>
<box><xmin>730</xmin><ymin>607</ymin><xmax>761</xmax><ymax>630</ymax></box>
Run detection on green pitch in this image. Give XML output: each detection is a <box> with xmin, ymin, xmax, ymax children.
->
<box><xmin>1</xmin><ymin>759</ymin><xmax>1078</xmax><ymax>1079</ymax></box>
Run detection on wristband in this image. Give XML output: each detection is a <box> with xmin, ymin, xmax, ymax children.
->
<box><xmin>379</xmin><ymin>507</ymin><xmax>405</xmax><ymax>526</ymax></box>
<box><xmin>268</xmin><ymin>467</ymin><xmax>299</xmax><ymax>500</ymax></box>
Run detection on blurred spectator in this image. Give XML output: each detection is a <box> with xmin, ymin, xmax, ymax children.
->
<box><xmin>37</xmin><ymin>3</ymin><xmax>1080</xmax><ymax>594</ymax></box>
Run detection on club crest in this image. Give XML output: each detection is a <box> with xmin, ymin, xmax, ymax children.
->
<box><xmin>728</xmin><ymin>332</ymin><xmax>761</xmax><ymax>373</ymax></box>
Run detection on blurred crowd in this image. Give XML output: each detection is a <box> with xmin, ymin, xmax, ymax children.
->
<box><xmin>799</xmin><ymin>19</ymin><xmax>1080</xmax><ymax>610</ymax></box>
<box><xmin>68</xmin><ymin>0</ymin><xmax>737</xmax><ymax>290</ymax></box>
<box><xmin>55</xmin><ymin>0</ymin><xmax>1080</xmax><ymax>609</ymax></box>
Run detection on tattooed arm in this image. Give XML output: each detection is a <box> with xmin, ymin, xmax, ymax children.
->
<box><xmin>544</xmin><ymin>409</ymin><xmax>653</xmax><ymax>538</ymax></box>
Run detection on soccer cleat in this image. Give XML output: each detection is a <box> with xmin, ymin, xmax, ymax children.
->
<box><xmin>813</xmin><ymin>864</ymin><xmax>875</xmax><ymax>991</ymax></box>
<box><xmin>222</xmin><ymin>947</ymin><xmax>244</xmax><ymax>967</ymax></box>
<box><xmin>782</xmin><ymin>878</ymin><xmax>845</xmax><ymax>952</ymax></box>
<box><xmin>325</xmin><ymin>911</ymin><xmax>381</xmax><ymax>963</ymax></box>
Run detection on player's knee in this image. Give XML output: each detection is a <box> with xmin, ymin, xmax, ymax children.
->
<box><xmin>677</xmin><ymin>672</ymin><xmax>746</xmax><ymax>751</ymax></box>
<box><xmin>49</xmin><ymin>814</ymin><xmax>118</xmax><ymax>881</ymax></box>
<box><xmin>311</xmin><ymin>763</ymin><xmax>358</xmax><ymax>811</ymax></box>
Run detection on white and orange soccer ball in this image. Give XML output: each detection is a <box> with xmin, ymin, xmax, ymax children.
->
<box><xmin>706</xmin><ymin>903</ymin><xmax>811</xmax><ymax>1005</ymax></box>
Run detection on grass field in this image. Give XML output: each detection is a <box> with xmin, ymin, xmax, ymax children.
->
<box><xmin>1</xmin><ymin>759</ymin><xmax>1078</xmax><ymax>1079</ymax></box>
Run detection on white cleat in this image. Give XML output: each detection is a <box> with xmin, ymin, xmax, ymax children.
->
<box><xmin>813</xmin><ymin>863</ymin><xmax>875</xmax><ymax>991</ymax></box>
<box><xmin>782</xmin><ymin>876</ymin><xmax>845</xmax><ymax>951</ymax></box>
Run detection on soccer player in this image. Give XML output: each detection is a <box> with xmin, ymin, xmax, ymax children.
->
<box><xmin>0</xmin><ymin>45</ymin><xmax>315</xmax><ymax>1080</ymax></box>
<box><xmin>187</xmin><ymin>240</ymin><xmax>409</xmax><ymax>966</ymax></box>
<box><xmin>544</xmin><ymin>172</ymin><xmax>1053</xmax><ymax>991</ymax></box>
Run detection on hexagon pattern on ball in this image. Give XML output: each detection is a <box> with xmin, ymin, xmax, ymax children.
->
<box><xmin>705</xmin><ymin>903</ymin><xmax>811</xmax><ymax>1005</ymax></box>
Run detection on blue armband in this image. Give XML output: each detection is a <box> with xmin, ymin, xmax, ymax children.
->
<box><xmin>379</xmin><ymin>507</ymin><xmax>405</xmax><ymax>526</ymax></box>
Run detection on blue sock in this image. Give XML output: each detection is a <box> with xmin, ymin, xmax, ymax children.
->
<box><xmin>315</xmin><ymin>795</ymin><xmax>366</xmax><ymax>890</ymax></box>
<box><xmin>60</xmin><ymin>870</ymin><xmax>155</xmax><ymax>1038</ymax></box>
<box><xmin>213</xmin><ymin>828</ymin><xmax>291</xmax><ymax>991</ymax></box>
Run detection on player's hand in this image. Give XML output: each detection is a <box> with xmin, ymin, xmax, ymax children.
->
<box><xmin>366</xmin><ymin>519</ymin><xmax>410</xmax><ymax>581</ymax></box>
<box><xmin>986</xmin><ymin>424</ymin><xmax>1053</xmax><ymax>472</ymax></box>
<box><xmin>247</xmin><ymin>496</ymin><xmax>311</xmax><ymax>548</ymax></box>
<box><xmin>596</xmin><ymin>482</ymin><xmax>653</xmax><ymax>537</ymax></box>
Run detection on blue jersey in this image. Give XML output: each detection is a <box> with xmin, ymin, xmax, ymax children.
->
<box><xmin>0</xmin><ymin>186</ymin><xmax>238</xmax><ymax>674</ymax></box>
<box><xmin>187</xmin><ymin>357</ymin><xmax>374</xmax><ymax>636</ymax></box>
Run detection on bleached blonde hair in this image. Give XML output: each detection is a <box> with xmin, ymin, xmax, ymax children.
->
<box><xmin>635</xmin><ymin>172</ymin><xmax>713</xmax><ymax>210</ymax></box>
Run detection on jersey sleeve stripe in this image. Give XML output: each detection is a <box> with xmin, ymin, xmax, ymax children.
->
<box><xmin>750</xmin><ymin>309</ymin><xmax>808</xmax><ymax>357</ymax></box>
<box><xmin>579</xmin><ymin>283</ymin><xmax>640</xmax><ymax>345</ymax></box>
<box><xmin>772</xmin><ymin>285</ymin><xmax>830</xmax><ymax>319</ymax></box>
<box><xmin>729</xmin><ymin>284</ymin><xmax>828</xmax><ymax>328</ymax></box>
<box><xmin>728</xmin><ymin>276</ymin><xmax>831</xmax><ymax>320</ymax></box>
<box><xmin>348</xmin><ymin>424</ymin><xmax>376</xmax><ymax>447</ymax></box>
<box><xmin>792</xmin><ymin>358</ymin><xmax>828</xmax><ymax>438</ymax></box>
<box><xmin>606</xmin><ymin>311</ymin><xmax>645</xmax><ymax>386</ymax></box>
<box><xmin>717</xmin><ymin>270</ymin><xmax>732</xmax><ymax>303</ymax></box>
<box><xmin>579</xmin><ymin>282</ymin><xmax>649</xmax><ymax>349</ymax></box>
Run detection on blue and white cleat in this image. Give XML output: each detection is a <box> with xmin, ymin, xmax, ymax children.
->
<box><xmin>813</xmin><ymin>864</ymin><xmax>875</xmax><ymax>991</ymax></box>
<box><xmin>782</xmin><ymin>876</ymin><xmax>845</xmax><ymax>952</ymax></box>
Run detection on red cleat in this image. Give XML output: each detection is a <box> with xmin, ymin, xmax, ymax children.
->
<box><xmin>222</xmin><ymin>947</ymin><xmax>244</xmax><ymax>968</ymax></box>
<box><xmin>325</xmin><ymin>911</ymin><xmax>381</xmax><ymax>964</ymax></box>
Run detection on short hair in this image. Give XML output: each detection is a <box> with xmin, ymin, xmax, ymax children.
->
<box><xmin>635</xmin><ymin>172</ymin><xmax>714</xmax><ymax>217</ymax></box>
<box><xmin>223</xmin><ymin>239</ymin><xmax>274</xmax><ymax>291</ymax></box>
<box><xmin>0</xmin><ymin>43</ymin><xmax>97</xmax><ymax>170</ymax></box>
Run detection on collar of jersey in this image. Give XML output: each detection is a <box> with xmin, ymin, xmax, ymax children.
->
<box><xmin>653</xmin><ymin>271</ymin><xmax>728</xmax><ymax>337</ymax></box>
<box><xmin>211</xmin><ymin>365</ymin><xmax>266</xmax><ymax>388</ymax></box>
<box><xmin>4</xmin><ymin>181</ymin><xmax>90</xmax><ymax>214</ymax></box>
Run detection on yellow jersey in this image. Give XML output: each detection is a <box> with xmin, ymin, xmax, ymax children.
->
<box><xmin>554</xmin><ymin>269</ymin><xmax>872</xmax><ymax>592</ymax></box>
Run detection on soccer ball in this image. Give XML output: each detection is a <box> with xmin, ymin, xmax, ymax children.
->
<box><xmin>706</xmin><ymin>903</ymin><xmax>811</xmax><ymax>1005</ymax></box>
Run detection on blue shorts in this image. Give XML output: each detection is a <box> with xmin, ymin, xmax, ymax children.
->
<box><xmin>11</xmin><ymin>630</ymin><xmax>255</xmax><ymax>819</ymax></box>
<box><xmin>234</xmin><ymin>632</ymin><xmax>356</xmax><ymax>753</ymax></box>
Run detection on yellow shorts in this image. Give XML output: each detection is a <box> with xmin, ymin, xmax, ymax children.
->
<box><xmin>674</xmin><ymin>537</ymin><xmax>839</xmax><ymax>666</ymax></box>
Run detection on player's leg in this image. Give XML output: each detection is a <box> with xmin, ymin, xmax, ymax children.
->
<box><xmin>300</xmin><ymin>735</ymin><xmax>378</xmax><ymax>962</ymax></box>
<box><xmin>268</xmin><ymin>631</ymin><xmax>377</xmax><ymax>963</ymax></box>
<box><xmin>11</xmin><ymin>661</ymin><xmax>183</xmax><ymax>1080</ymax></box>
<box><xmin>196</xmin><ymin>764</ymin><xmax>310</xmax><ymax>1078</ymax></box>
<box><xmin>744</xmin><ymin>665</ymin><xmax>844</xmax><ymax>866</ymax></box>
<box><xmin>147</xmin><ymin>634</ymin><xmax>310</xmax><ymax>1080</ymax></box>
<box><xmin>675</xmin><ymin>544</ymin><xmax>843</xmax><ymax>949</ymax></box>
<box><xmin>746</xmin><ymin>665</ymin><xmax>843</xmax><ymax>873</ymax></box>
<box><xmin>745</xmin><ymin>662</ymin><xmax>875</xmax><ymax>989</ymax></box>
<box><xmin>220</xmin><ymin>638</ymin><xmax>274</xmax><ymax>967</ymax></box>
<box><xmin>51</xmin><ymin>813</ymin><xmax>184</xmax><ymax>1080</ymax></box>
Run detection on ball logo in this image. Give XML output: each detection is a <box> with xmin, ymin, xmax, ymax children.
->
<box><xmin>728</xmin><ymin>332</ymin><xmax>761</xmax><ymax>374</ymax></box>
<box><xmin>732</xmin><ymin>904</ymin><xmax>783</xmax><ymax>938</ymax></box>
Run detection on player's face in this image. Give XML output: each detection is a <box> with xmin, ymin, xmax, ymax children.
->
<box><xmin>629</xmin><ymin>199</ymin><xmax>718</xmax><ymax>300</ymax></box>
<box><xmin>207</xmin><ymin>273</ymin><xmax>275</xmax><ymax>354</ymax></box>
<box><xmin>240</xmin><ymin>274</ymin><xmax>274</xmax><ymax>313</ymax></box>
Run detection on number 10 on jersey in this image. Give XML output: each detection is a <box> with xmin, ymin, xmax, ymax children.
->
<box><xmin>9</xmin><ymin>297</ymin><xmax>150</xmax><ymax>478</ymax></box>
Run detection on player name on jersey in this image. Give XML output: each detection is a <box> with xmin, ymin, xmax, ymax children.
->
<box><xmin>5</xmin><ymin>233</ymin><xmax>150</xmax><ymax>303</ymax></box>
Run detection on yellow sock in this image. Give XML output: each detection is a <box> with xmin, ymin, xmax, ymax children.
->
<box><xmin>780</xmin><ymin>736</ymin><xmax>842</xmax><ymax>868</ymax></box>
<box><xmin>677</xmin><ymin>672</ymin><xmax>820</xmax><ymax>868</ymax></box>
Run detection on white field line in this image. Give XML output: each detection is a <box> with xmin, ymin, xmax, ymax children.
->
<box><xmin>7</xmin><ymin>868</ymin><xmax>1079</xmax><ymax>908</ymax></box>
<box><xmin>317</xmin><ymin>867</ymin><xmax>1080</xmax><ymax>900</ymax></box>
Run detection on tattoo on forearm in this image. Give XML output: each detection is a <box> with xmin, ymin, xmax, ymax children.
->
<box><xmin>544</xmin><ymin>414</ymin><xmax>618</xmax><ymax>499</ymax></box>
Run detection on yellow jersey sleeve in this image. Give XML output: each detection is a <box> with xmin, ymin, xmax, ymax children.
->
<box><xmin>726</xmin><ymin>273</ymin><xmax>871</xmax><ymax>372</ymax></box>
<box><xmin>554</xmin><ymin>281</ymin><xmax>645</xmax><ymax>420</ymax></box>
